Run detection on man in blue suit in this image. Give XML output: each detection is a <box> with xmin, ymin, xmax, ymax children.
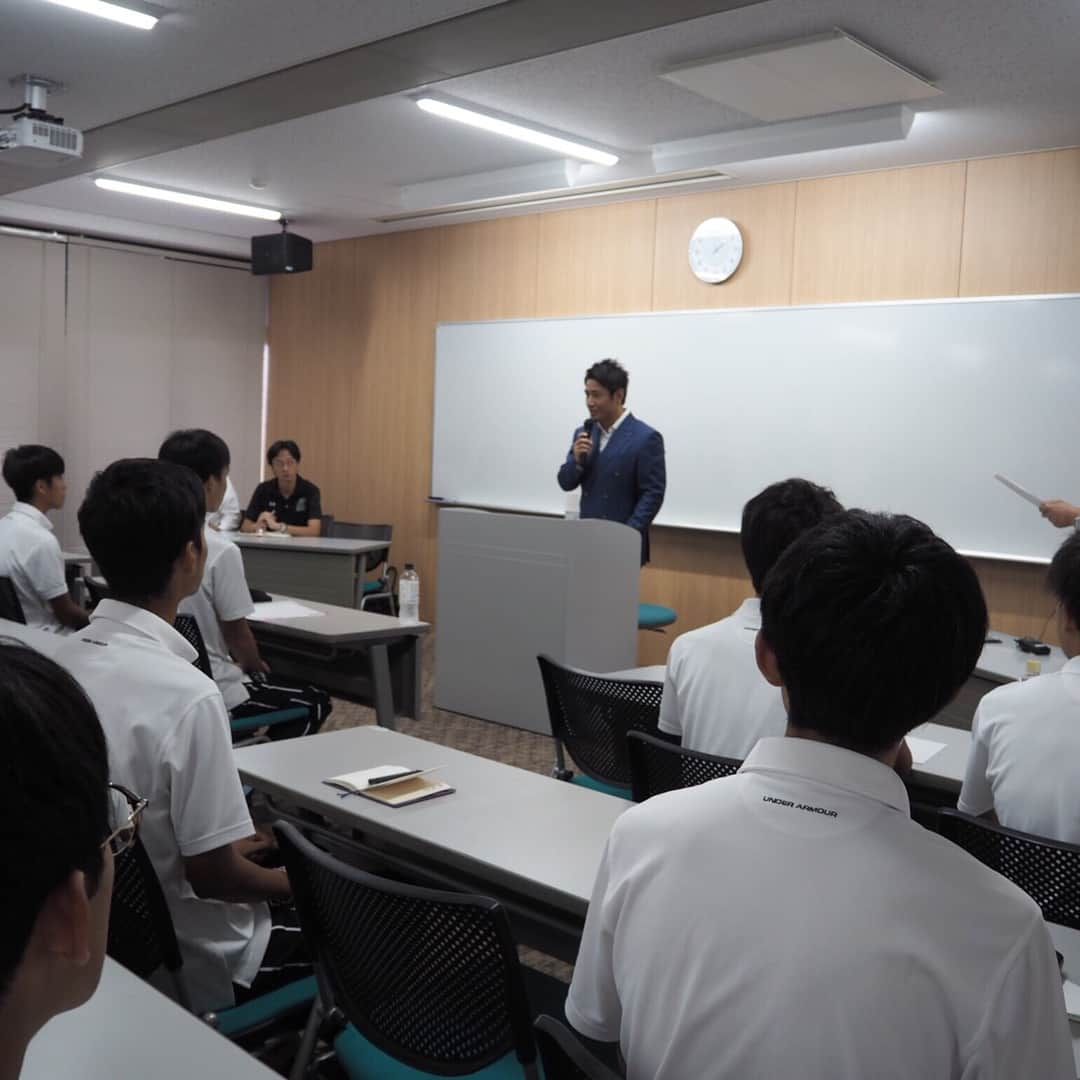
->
<box><xmin>557</xmin><ymin>359</ymin><xmax>666</xmax><ymax>564</ymax></box>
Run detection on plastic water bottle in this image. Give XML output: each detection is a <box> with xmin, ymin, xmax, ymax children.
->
<box><xmin>399</xmin><ymin>563</ymin><xmax>420</xmax><ymax>623</ymax></box>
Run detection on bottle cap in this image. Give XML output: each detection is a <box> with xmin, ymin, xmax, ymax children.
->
<box><xmin>1025</xmin><ymin>659</ymin><xmax>1041</xmax><ymax>677</ymax></box>
<box><xmin>404</xmin><ymin>562</ymin><xmax>415</xmax><ymax>570</ymax></box>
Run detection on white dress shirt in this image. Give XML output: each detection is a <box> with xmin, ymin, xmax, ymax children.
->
<box><xmin>0</xmin><ymin>501</ymin><xmax>69</xmax><ymax>631</ymax></box>
<box><xmin>959</xmin><ymin>656</ymin><xmax>1080</xmax><ymax>842</ymax></box>
<box><xmin>567</xmin><ymin>736</ymin><xmax>1074</xmax><ymax>1080</ymax></box>
<box><xmin>658</xmin><ymin>597</ymin><xmax>787</xmax><ymax>758</ymax></box>
<box><xmin>597</xmin><ymin>409</ymin><xmax>630</xmax><ymax>453</ymax></box>
<box><xmin>56</xmin><ymin>601</ymin><xmax>270</xmax><ymax>1013</ymax></box>
<box><xmin>178</xmin><ymin>527</ymin><xmax>254</xmax><ymax>710</ymax></box>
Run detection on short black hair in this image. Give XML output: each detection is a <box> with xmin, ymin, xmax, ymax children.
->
<box><xmin>2</xmin><ymin>445</ymin><xmax>65</xmax><ymax>502</ymax></box>
<box><xmin>267</xmin><ymin>440</ymin><xmax>301</xmax><ymax>466</ymax></box>
<box><xmin>158</xmin><ymin>428</ymin><xmax>231</xmax><ymax>483</ymax></box>
<box><xmin>1048</xmin><ymin>532</ymin><xmax>1080</xmax><ymax>628</ymax></box>
<box><xmin>78</xmin><ymin>459</ymin><xmax>205</xmax><ymax>601</ymax></box>
<box><xmin>760</xmin><ymin>510</ymin><xmax>987</xmax><ymax>754</ymax></box>
<box><xmin>584</xmin><ymin>359</ymin><xmax>628</xmax><ymax>401</ymax></box>
<box><xmin>741</xmin><ymin>478</ymin><xmax>844</xmax><ymax>593</ymax></box>
<box><xmin>0</xmin><ymin>642</ymin><xmax>109</xmax><ymax>1001</ymax></box>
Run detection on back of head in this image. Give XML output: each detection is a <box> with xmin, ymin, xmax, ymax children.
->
<box><xmin>741</xmin><ymin>478</ymin><xmax>843</xmax><ymax>593</ymax></box>
<box><xmin>2</xmin><ymin>445</ymin><xmax>65</xmax><ymax>502</ymax></box>
<box><xmin>1048</xmin><ymin>532</ymin><xmax>1080</xmax><ymax>628</ymax></box>
<box><xmin>0</xmin><ymin>641</ymin><xmax>109</xmax><ymax>1001</ymax></box>
<box><xmin>158</xmin><ymin>428</ymin><xmax>230</xmax><ymax>483</ymax></box>
<box><xmin>760</xmin><ymin>510</ymin><xmax>987</xmax><ymax>754</ymax></box>
<box><xmin>78</xmin><ymin>458</ymin><xmax>205</xmax><ymax>601</ymax></box>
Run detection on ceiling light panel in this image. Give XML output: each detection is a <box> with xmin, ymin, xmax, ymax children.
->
<box><xmin>661</xmin><ymin>30</ymin><xmax>941</xmax><ymax>123</ymax></box>
<box><xmin>39</xmin><ymin>0</ymin><xmax>158</xmax><ymax>30</ymax></box>
<box><xmin>415</xmin><ymin>97</ymin><xmax>618</xmax><ymax>166</ymax></box>
<box><xmin>94</xmin><ymin>178</ymin><xmax>282</xmax><ymax>220</ymax></box>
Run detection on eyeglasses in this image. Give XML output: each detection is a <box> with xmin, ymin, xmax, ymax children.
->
<box><xmin>102</xmin><ymin>783</ymin><xmax>148</xmax><ymax>856</ymax></box>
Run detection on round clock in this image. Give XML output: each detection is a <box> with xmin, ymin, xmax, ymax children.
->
<box><xmin>688</xmin><ymin>217</ymin><xmax>743</xmax><ymax>284</ymax></box>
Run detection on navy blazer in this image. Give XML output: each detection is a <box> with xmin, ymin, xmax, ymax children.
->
<box><xmin>557</xmin><ymin>413</ymin><xmax>666</xmax><ymax>564</ymax></box>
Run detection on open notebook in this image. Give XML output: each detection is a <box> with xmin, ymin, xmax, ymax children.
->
<box><xmin>324</xmin><ymin>765</ymin><xmax>454</xmax><ymax>808</ymax></box>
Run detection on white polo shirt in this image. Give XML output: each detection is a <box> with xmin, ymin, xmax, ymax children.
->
<box><xmin>567</xmin><ymin>736</ymin><xmax>1074</xmax><ymax>1080</ymax></box>
<box><xmin>178</xmin><ymin>527</ymin><xmax>254</xmax><ymax>710</ymax></box>
<box><xmin>958</xmin><ymin>656</ymin><xmax>1080</xmax><ymax>842</ymax></box>
<box><xmin>55</xmin><ymin>600</ymin><xmax>270</xmax><ymax>1013</ymax></box>
<box><xmin>207</xmin><ymin>477</ymin><xmax>242</xmax><ymax>531</ymax></box>
<box><xmin>658</xmin><ymin>597</ymin><xmax>787</xmax><ymax>758</ymax></box>
<box><xmin>0</xmin><ymin>502</ymin><xmax>69</xmax><ymax>632</ymax></box>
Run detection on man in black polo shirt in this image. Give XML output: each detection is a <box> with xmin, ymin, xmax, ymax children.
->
<box><xmin>241</xmin><ymin>440</ymin><xmax>323</xmax><ymax>537</ymax></box>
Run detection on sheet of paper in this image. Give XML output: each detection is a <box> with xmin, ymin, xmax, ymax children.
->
<box><xmin>993</xmin><ymin>473</ymin><xmax>1044</xmax><ymax>507</ymax></box>
<box><xmin>905</xmin><ymin>735</ymin><xmax>946</xmax><ymax>765</ymax></box>
<box><xmin>251</xmin><ymin>599</ymin><xmax>323</xmax><ymax>620</ymax></box>
<box><xmin>1063</xmin><ymin>978</ymin><xmax>1080</xmax><ymax>1022</ymax></box>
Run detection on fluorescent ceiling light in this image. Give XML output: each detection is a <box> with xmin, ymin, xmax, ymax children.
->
<box><xmin>94</xmin><ymin>178</ymin><xmax>282</xmax><ymax>221</ymax></box>
<box><xmin>415</xmin><ymin>97</ymin><xmax>618</xmax><ymax>167</ymax></box>
<box><xmin>40</xmin><ymin>0</ymin><xmax>158</xmax><ymax>30</ymax></box>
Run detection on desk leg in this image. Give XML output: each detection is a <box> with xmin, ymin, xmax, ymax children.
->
<box><xmin>370</xmin><ymin>643</ymin><xmax>396</xmax><ymax>729</ymax></box>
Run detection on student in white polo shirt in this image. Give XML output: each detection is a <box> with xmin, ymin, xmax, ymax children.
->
<box><xmin>958</xmin><ymin>531</ymin><xmax>1080</xmax><ymax>842</ymax></box>
<box><xmin>158</xmin><ymin>429</ymin><xmax>330</xmax><ymax>740</ymax></box>
<box><xmin>567</xmin><ymin>510</ymin><xmax>1074</xmax><ymax>1080</ymax></box>
<box><xmin>56</xmin><ymin>459</ymin><xmax>309</xmax><ymax>1014</ymax></box>
<box><xmin>659</xmin><ymin>477</ymin><xmax>842</xmax><ymax>758</ymax></box>
<box><xmin>207</xmin><ymin>474</ymin><xmax>242</xmax><ymax>531</ymax></box>
<box><xmin>0</xmin><ymin>445</ymin><xmax>89</xmax><ymax>632</ymax></box>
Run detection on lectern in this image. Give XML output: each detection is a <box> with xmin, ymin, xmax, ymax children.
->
<box><xmin>434</xmin><ymin>508</ymin><xmax>640</xmax><ymax>733</ymax></box>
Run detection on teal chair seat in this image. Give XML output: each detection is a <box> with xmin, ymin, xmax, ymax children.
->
<box><xmin>570</xmin><ymin>773</ymin><xmax>632</xmax><ymax>799</ymax></box>
<box><xmin>335</xmin><ymin>1025</ymin><xmax>530</xmax><ymax>1079</ymax></box>
<box><xmin>229</xmin><ymin>706</ymin><xmax>309</xmax><ymax>738</ymax></box>
<box><xmin>638</xmin><ymin>602</ymin><xmax>676</xmax><ymax>630</ymax></box>
<box><xmin>362</xmin><ymin>578</ymin><xmax>385</xmax><ymax>594</ymax></box>
<box><xmin>214</xmin><ymin>974</ymin><xmax>319</xmax><ymax>1038</ymax></box>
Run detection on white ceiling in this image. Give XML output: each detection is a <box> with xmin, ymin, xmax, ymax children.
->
<box><xmin>2</xmin><ymin>0</ymin><xmax>1079</xmax><ymax>256</ymax></box>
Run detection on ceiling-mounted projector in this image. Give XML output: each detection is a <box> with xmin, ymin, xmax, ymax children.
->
<box><xmin>0</xmin><ymin>76</ymin><xmax>83</xmax><ymax>167</ymax></box>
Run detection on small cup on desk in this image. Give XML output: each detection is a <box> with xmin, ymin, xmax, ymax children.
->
<box><xmin>255</xmin><ymin>526</ymin><xmax>265</xmax><ymax>536</ymax></box>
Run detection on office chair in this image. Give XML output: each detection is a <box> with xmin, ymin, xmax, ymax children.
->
<box><xmin>537</xmin><ymin>655</ymin><xmax>663</xmax><ymax>798</ymax></box>
<box><xmin>172</xmin><ymin>613</ymin><xmax>310</xmax><ymax>742</ymax></box>
<box><xmin>82</xmin><ymin>575</ymin><xmax>112</xmax><ymax>609</ymax></box>
<box><xmin>327</xmin><ymin>521</ymin><xmax>396</xmax><ymax>612</ymax></box>
<box><xmin>637</xmin><ymin>603</ymin><xmax>677</xmax><ymax>632</ymax></box>
<box><xmin>626</xmin><ymin>731</ymin><xmax>741</xmax><ymax>803</ymax></box>
<box><xmin>107</xmin><ymin>834</ymin><xmax>317</xmax><ymax>1050</ymax></box>
<box><xmin>533</xmin><ymin>1016</ymin><xmax>623</xmax><ymax>1080</ymax></box>
<box><xmin>0</xmin><ymin>576</ymin><xmax>26</xmax><ymax>623</ymax></box>
<box><xmin>938</xmin><ymin>810</ymin><xmax>1080</xmax><ymax>929</ymax></box>
<box><xmin>319</xmin><ymin>514</ymin><xmax>335</xmax><ymax>536</ymax></box>
<box><xmin>274</xmin><ymin>821</ymin><xmax>541</xmax><ymax>1079</ymax></box>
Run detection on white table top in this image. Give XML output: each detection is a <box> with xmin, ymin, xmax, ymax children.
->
<box><xmin>235</xmin><ymin>725</ymin><xmax>628</xmax><ymax>915</ymax></box>
<box><xmin>61</xmin><ymin>549</ymin><xmax>92</xmax><ymax>564</ymax></box>
<box><xmin>976</xmin><ymin>630</ymin><xmax>1066</xmax><ymax>682</ymax></box>
<box><xmin>906</xmin><ymin>721</ymin><xmax>971</xmax><ymax>787</ymax></box>
<box><xmin>230</xmin><ymin>533</ymin><xmax>386</xmax><ymax>555</ymax></box>
<box><xmin>606</xmin><ymin>664</ymin><xmax>665</xmax><ymax>682</ymax></box>
<box><xmin>249</xmin><ymin>593</ymin><xmax>429</xmax><ymax>643</ymax></box>
<box><xmin>22</xmin><ymin>959</ymin><xmax>278</xmax><ymax>1080</ymax></box>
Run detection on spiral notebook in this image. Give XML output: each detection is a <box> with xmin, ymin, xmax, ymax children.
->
<box><xmin>323</xmin><ymin>765</ymin><xmax>454</xmax><ymax>807</ymax></box>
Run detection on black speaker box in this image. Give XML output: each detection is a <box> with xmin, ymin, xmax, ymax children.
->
<box><xmin>251</xmin><ymin>231</ymin><xmax>313</xmax><ymax>275</ymax></box>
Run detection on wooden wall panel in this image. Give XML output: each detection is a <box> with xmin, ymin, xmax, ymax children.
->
<box><xmin>535</xmin><ymin>200</ymin><xmax>657</xmax><ymax>316</ymax></box>
<box><xmin>268</xmin><ymin>148</ymin><xmax>1077</xmax><ymax>663</ymax></box>
<box><xmin>436</xmin><ymin>216</ymin><xmax>540</xmax><ymax>322</ymax></box>
<box><xmin>652</xmin><ymin>183</ymin><xmax>797</xmax><ymax>310</ymax></box>
<box><xmin>791</xmin><ymin>162</ymin><xmax>967</xmax><ymax>304</ymax></box>
<box><xmin>959</xmin><ymin>148</ymin><xmax>1080</xmax><ymax>297</ymax></box>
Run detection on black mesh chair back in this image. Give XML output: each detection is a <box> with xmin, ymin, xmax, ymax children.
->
<box><xmin>82</xmin><ymin>576</ymin><xmax>112</xmax><ymax>608</ymax></box>
<box><xmin>938</xmin><ymin>810</ymin><xmax>1080</xmax><ymax>929</ymax></box>
<box><xmin>173</xmin><ymin>613</ymin><xmax>214</xmax><ymax>679</ymax></box>
<box><xmin>274</xmin><ymin>821</ymin><xmax>538</xmax><ymax>1077</ymax></box>
<box><xmin>534</xmin><ymin>1016</ymin><xmax>623</xmax><ymax>1080</ymax></box>
<box><xmin>320</xmin><ymin>514</ymin><xmax>336</xmax><ymax>536</ymax></box>
<box><xmin>537</xmin><ymin>655</ymin><xmax>663</xmax><ymax>788</ymax></box>
<box><xmin>107</xmin><ymin>835</ymin><xmax>185</xmax><ymax>986</ymax></box>
<box><xmin>328</xmin><ymin>521</ymin><xmax>393</xmax><ymax>572</ymax></box>
<box><xmin>0</xmin><ymin>576</ymin><xmax>26</xmax><ymax>623</ymax></box>
<box><xmin>627</xmin><ymin>731</ymin><xmax>742</xmax><ymax>803</ymax></box>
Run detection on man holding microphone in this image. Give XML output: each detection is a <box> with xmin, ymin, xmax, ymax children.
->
<box><xmin>557</xmin><ymin>358</ymin><xmax>666</xmax><ymax>564</ymax></box>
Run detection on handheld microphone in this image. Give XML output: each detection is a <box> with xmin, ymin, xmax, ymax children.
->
<box><xmin>579</xmin><ymin>418</ymin><xmax>595</xmax><ymax>464</ymax></box>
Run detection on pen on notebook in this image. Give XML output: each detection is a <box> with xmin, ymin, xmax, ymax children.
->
<box><xmin>337</xmin><ymin>766</ymin><xmax>446</xmax><ymax>797</ymax></box>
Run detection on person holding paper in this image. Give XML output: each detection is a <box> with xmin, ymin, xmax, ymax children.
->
<box><xmin>557</xmin><ymin>359</ymin><xmax>665</xmax><ymax>565</ymax></box>
<box><xmin>1039</xmin><ymin>497</ymin><xmax>1080</xmax><ymax>529</ymax></box>
<box><xmin>159</xmin><ymin>429</ymin><xmax>330</xmax><ymax>740</ymax></box>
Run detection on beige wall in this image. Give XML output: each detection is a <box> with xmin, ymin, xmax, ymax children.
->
<box><xmin>268</xmin><ymin>148</ymin><xmax>1080</xmax><ymax>664</ymax></box>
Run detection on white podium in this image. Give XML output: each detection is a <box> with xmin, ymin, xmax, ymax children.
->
<box><xmin>434</xmin><ymin>508</ymin><xmax>640</xmax><ymax>733</ymax></box>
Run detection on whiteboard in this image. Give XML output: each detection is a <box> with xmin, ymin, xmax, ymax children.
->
<box><xmin>431</xmin><ymin>295</ymin><xmax>1080</xmax><ymax>563</ymax></box>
